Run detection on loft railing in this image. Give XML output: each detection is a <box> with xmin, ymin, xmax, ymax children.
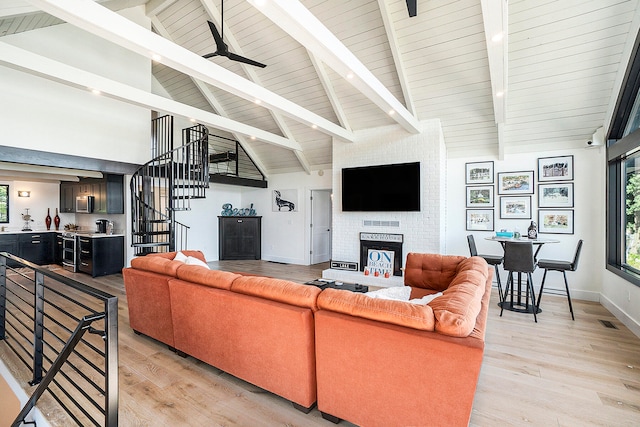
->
<box><xmin>0</xmin><ymin>253</ymin><xmax>118</xmax><ymax>427</ymax></box>
<box><xmin>208</xmin><ymin>133</ymin><xmax>265</xmax><ymax>184</ymax></box>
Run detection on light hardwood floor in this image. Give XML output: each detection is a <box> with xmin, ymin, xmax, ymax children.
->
<box><xmin>2</xmin><ymin>260</ymin><xmax>640</xmax><ymax>426</ymax></box>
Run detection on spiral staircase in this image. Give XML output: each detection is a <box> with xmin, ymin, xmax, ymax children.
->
<box><xmin>130</xmin><ymin>115</ymin><xmax>209</xmax><ymax>255</ymax></box>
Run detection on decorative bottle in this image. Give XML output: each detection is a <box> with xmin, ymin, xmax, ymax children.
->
<box><xmin>45</xmin><ymin>208</ymin><xmax>52</xmax><ymax>230</ymax></box>
<box><xmin>527</xmin><ymin>221</ymin><xmax>538</xmax><ymax>239</ymax></box>
<box><xmin>54</xmin><ymin>208</ymin><xmax>61</xmax><ymax>231</ymax></box>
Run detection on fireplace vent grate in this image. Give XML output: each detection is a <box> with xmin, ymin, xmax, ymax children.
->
<box><xmin>363</xmin><ymin>220</ymin><xmax>400</xmax><ymax>227</ymax></box>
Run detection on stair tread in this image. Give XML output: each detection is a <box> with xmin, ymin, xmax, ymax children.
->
<box><xmin>132</xmin><ymin>242</ymin><xmax>170</xmax><ymax>248</ymax></box>
<box><xmin>132</xmin><ymin>231</ymin><xmax>171</xmax><ymax>236</ymax></box>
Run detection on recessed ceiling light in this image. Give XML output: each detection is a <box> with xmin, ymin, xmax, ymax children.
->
<box><xmin>255</xmin><ymin>99</ymin><xmax>262</xmax><ymax>105</ymax></box>
<box><xmin>346</xmin><ymin>72</ymin><xmax>354</xmax><ymax>79</ymax></box>
<box><xmin>151</xmin><ymin>53</ymin><xmax>162</xmax><ymax>61</ymax></box>
<box><xmin>189</xmin><ymin>118</ymin><xmax>196</xmax><ymax>122</ymax></box>
<box><xmin>388</xmin><ymin>109</ymin><xmax>395</xmax><ymax>116</ymax></box>
<box><xmin>496</xmin><ymin>91</ymin><xmax>504</xmax><ymax>98</ymax></box>
<box><xmin>250</xmin><ymin>135</ymin><xmax>256</xmax><ymax>140</ymax></box>
<box><xmin>491</xmin><ymin>32</ymin><xmax>504</xmax><ymax>43</ymax></box>
<box><xmin>91</xmin><ymin>88</ymin><xmax>101</xmax><ymax>95</ymax></box>
<box><xmin>311</xmin><ymin>124</ymin><xmax>318</xmax><ymax>129</ymax></box>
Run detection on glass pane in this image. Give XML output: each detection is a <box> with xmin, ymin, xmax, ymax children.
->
<box><xmin>0</xmin><ymin>185</ymin><xmax>8</xmax><ymax>223</ymax></box>
<box><xmin>624</xmin><ymin>88</ymin><xmax>640</xmax><ymax>137</ymax></box>
<box><xmin>625</xmin><ymin>154</ymin><xmax>640</xmax><ymax>270</ymax></box>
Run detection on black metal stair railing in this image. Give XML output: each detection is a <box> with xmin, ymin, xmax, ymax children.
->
<box><xmin>130</xmin><ymin>116</ymin><xmax>209</xmax><ymax>255</ymax></box>
<box><xmin>0</xmin><ymin>253</ymin><xmax>118</xmax><ymax>427</ymax></box>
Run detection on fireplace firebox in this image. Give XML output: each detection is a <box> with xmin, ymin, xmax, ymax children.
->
<box><xmin>359</xmin><ymin>233</ymin><xmax>404</xmax><ymax>277</ymax></box>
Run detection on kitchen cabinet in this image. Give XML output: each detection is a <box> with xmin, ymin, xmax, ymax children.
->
<box><xmin>77</xmin><ymin>235</ymin><xmax>124</xmax><ymax>277</ymax></box>
<box><xmin>19</xmin><ymin>233</ymin><xmax>55</xmax><ymax>265</ymax></box>
<box><xmin>60</xmin><ymin>182</ymin><xmax>75</xmax><ymax>213</ymax></box>
<box><xmin>0</xmin><ymin>234</ymin><xmax>19</xmax><ymax>266</ymax></box>
<box><xmin>59</xmin><ymin>174</ymin><xmax>124</xmax><ymax>214</ymax></box>
<box><xmin>218</xmin><ymin>216</ymin><xmax>261</xmax><ymax>260</ymax></box>
<box><xmin>0</xmin><ymin>232</ymin><xmax>56</xmax><ymax>266</ymax></box>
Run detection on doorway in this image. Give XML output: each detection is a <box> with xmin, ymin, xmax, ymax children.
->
<box><xmin>310</xmin><ymin>189</ymin><xmax>332</xmax><ymax>264</ymax></box>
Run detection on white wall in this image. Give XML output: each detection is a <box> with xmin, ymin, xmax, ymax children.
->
<box><xmin>0</xmin><ymin>180</ymin><xmax>65</xmax><ymax>232</ymax></box>
<box><xmin>331</xmin><ymin>120</ymin><xmax>447</xmax><ymax>267</ymax></box>
<box><xmin>241</xmin><ymin>170</ymin><xmax>332</xmax><ymax>265</ymax></box>
<box><xmin>0</xmin><ymin>7</ymin><xmax>151</xmax><ymax>165</ymax></box>
<box><xmin>446</xmin><ymin>147</ymin><xmax>606</xmax><ymax>302</ymax></box>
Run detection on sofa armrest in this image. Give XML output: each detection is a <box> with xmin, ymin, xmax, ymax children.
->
<box><xmin>130</xmin><ymin>255</ymin><xmax>183</xmax><ymax>277</ymax></box>
<box><xmin>317</xmin><ymin>288</ymin><xmax>435</xmax><ymax>331</ymax></box>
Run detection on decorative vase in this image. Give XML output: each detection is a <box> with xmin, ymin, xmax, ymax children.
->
<box><xmin>45</xmin><ymin>208</ymin><xmax>52</xmax><ymax>230</ymax></box>
<box><xmin>54</xmin><ymin>208</ymin><xmax>61</xmax><ymax>231</ymax></box>
<box><xmin>527</xmin><ymin>221</ymin><xmax>538</xmax><ymax>239</ymax></box>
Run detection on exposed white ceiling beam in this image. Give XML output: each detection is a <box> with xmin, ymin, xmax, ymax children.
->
<box><xmin>378</xmin><ymin>0</ymin><xmax>416</xmax><ymax>116</ymax></box>
<box><xmin>0</xmin><ymin>41</ymin><xmax>303</xmax><ymax>152</ymax></box>
<box><xmin>481</xmin><ymin>0</ymin><xmax>508</xmax><ymax>125</ymax></box>
<box><xmin>25</xmin><ymin>0</ymin><xmax>354</xmax><ymax>144</ymax></box>
<box><xmin>145</xmin><ymin>0</ymin><xmax>175</xmax><ymax>17</ymax></box>
<box><xmin>199</xmin><ymin>0</ymin><xmax>311</xmax><ymax>174</ymax></box>
<box><xmin>309</xmin><ymin>52</ymin><xmax>351</xmax><ymax>131</ymax></box>
<box><xmin>247</xmin><ymin>0</ymin><xmax>421</xmax><ymax>134</ymax></box>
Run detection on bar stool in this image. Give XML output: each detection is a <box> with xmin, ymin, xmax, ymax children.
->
<box><xmin>467</xmin><ymin>234</ymin><xmax>504</xmax><ymax>302</ymax></box>
<box><xmin>536</xmin><ymin>240</ymin><xmax>583</xmax><ymax>320</ymax></box>
<box><xmin>500</xmin><ymin>241</ymin><xmax>538</xmax><ymax>322</ymax></box>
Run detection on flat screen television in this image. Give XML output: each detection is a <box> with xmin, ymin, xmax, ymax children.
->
<box><xmin>341</xmin><ymin>162</ymin><xmax>421</xmax><ymax>211</ymax></box>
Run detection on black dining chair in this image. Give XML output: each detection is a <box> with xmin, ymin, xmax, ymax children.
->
<box><xmin>535</xmin><ymin>240</ymin><xmax>583</xmax><ymax>321</ymax></box>
<box><xmin>467</xmin><ymin>234</ymin><xmax>504</xmax><ymax>302</ymax></box>
<box><xmin>500</xmin><ymin>241</ymin><xmax>538</xmax><ymax>322</ymax></box>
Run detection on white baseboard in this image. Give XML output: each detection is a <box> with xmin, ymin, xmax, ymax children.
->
<box><xmin>600</xmin><ymin>294</ymin><xmax>640</xmax><ymax>339</ymax></box>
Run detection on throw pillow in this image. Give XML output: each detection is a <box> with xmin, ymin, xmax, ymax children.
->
<box><xmin>365</xmin><ymin>286</ymin><xmax>411</xmax><ymax>301</ymax></box>
<box><xmin>173</xmin><ymin>251</ymin><xmax>188</xmax><ymax>263</ymax></box>
<box><xmin>409</xmin><ymin>292</ymin><xmax>442</xmax><ymax>305</ymax></box>
<box><xmin>185</xmin><ymin>256</ymin><xmax>210</xmax><ymax>269</ymax></box>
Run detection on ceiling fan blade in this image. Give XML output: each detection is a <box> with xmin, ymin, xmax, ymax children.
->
<box><xmin>228</xmin><ymin>52</ymin><xmax>267</xmax><ymax>68</ymax></box>
<box><xmin>202</xmin><ymin>52</ymin><xmax>219</xmax><ymax>59</ymax></box>
<box><xmin>207</xmin><ymin>20</ymin><xmax>224</xmax><ymax>49</ymax></box>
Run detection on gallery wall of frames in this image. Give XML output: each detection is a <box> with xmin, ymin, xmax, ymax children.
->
<box><xmin>465</xmin><ymin>155</ymin><xmax>574</xmax><ymax>234</ymax></box>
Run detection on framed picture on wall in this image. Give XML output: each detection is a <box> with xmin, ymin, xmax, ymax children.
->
<box><xmin>500</xmin><ymin>196</ymin><xmax>531</xmax><ymax>219</ymax></box>
<box><xmin>465</xmin><ymin>161</ymin><xmax>494</xmax><ymax>185</ymax></box>
<box><xmin>497</xmin><ymin>171</ymin><xmax>535</xmax><ymax>195</ymax></box>
<box><xmin>466</xmin><ymin>186</ymin><xmax>494</xmax><ymax>208</ymax></box>
<box><xmin>538</xmin><ymin>155</ymin><xmax>574</xmax><ymax>182</ymax></box>
<box><xmin>466</xmin><ymin>209</ymin><xmax>494</xmax><ymax>231</ymax></box>
<box><xmin>538</xmin><ymin>209</ymin><xmax>574</xmax><ymax>234</ymax></box>
<box><xmin>538</xmin><ymin>182</ymin><xmax>574</xmax><ymax>208</ymax></box>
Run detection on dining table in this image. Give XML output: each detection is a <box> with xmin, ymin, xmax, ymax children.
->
<box><xmin>485</xmin><ymin>236</ymin><xmax>560</xmax><ymax>314</ymax></box>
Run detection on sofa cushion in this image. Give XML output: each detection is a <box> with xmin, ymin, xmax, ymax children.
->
<box><xmin>175</xmin><ymin>265</ymin><xmax>240</xmax><ymax>290</ymax></box>
<box><xmin>230</xmin><ymin>276</ymin><xmax>321</xmax><ymax>311</ymax></box>
<box><xmin>317</xmin><ymin>288</ymin><xmax>435</xmax><ymax>331</ymax></box>
<box><xmin>427</xmin><ymin>256</ymin><xmax>489</xmax><ymax>337</ymax></box>
<box><xmin>404</xmin><ymin>253</ymin><xmax>467</xmax><ymax>291</ymax></box>
<box><xmin>185</xmin><ymin>256</ymin><xmax>210</xmax><ymax>269</ymax></box>
<box><xmin>130</xmin><ymin>255</ymin><xmax>184</xmax><ymax>277</ymax></box>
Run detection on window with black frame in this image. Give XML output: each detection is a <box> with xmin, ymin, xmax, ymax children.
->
<box><xmin>0</xmin><ymin>184</ymin><xmax>8</xmax><ymax>223</ymax></box>
<box><xmin>607</xmin><ymin>31</ymin><xmax>640</xmax><ymax>284</ymax></box>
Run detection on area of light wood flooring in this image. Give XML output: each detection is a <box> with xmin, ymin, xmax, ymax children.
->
<box><xmin>1</xmin><ymin>260</ymin><xmax>639</xmax><ymax>426</ymax></box>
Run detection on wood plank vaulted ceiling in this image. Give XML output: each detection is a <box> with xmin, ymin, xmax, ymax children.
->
<box><xmin>1</xmin><ymin>0</ymin><xmax>638</xmax><ymax>176</ymax></box>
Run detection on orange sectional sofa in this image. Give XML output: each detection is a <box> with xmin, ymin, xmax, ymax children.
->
<box><xmin>122</xmin><ymin>251</ymin><xmax>491</xmax><ymax>425</ymax></box>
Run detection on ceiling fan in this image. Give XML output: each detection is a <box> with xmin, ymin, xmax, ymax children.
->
<box><xmin>202</xmin><ymin>1</ymin><xmax>267</xmax><ymax>68</ymax></box>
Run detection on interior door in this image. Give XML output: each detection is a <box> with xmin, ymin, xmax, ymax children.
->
<box><xmin>311</xmin><ymin>190</ymin><xmax>332</xmax><ymax>264</ymax></box>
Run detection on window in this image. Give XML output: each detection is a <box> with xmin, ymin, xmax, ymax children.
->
<box><xmin>0</xmin><ymin>184</ymin><xmax>8</xmax><ymax>223</ymax></box>
<box><xmin>607</xmin><ymin>31</ymin><xmax>640</xmax><ymax>285</ymax></box>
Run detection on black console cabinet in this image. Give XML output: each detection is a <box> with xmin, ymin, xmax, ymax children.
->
<box><xmin>218</xmin><ymin>216</ymin><xmax>261</xmax><ymax>260</ymax></box>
